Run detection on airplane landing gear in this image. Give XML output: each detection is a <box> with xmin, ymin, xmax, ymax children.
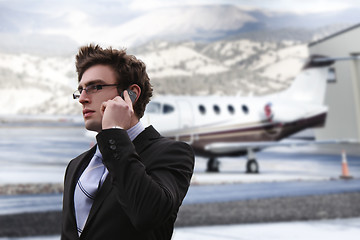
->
<box><xmin>246</xmin><ymin>159</ymin><xmax>259</xmax><ymax>173</ymax></box>
<box><xmin>246</xmin><ymin>148</ymin><xmax>259</xmax><ymax>173</ymax></box>
<box><xmin>206</xmin><ymin>157</ymin><xmax>220</xmax><ymax>172</ymax></box>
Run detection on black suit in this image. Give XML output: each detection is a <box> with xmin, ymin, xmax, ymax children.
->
<box><xmin>61</xmin><ymin>126</ymin><xmax>194</xmax><ymax>240</ymax></box>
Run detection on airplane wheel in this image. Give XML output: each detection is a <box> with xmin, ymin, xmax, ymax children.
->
<box><xmin>206</xmin><ymin>157</ymin><xmax>220</xmax><ymax>172</ymax></box>
<box><xmin>246</xmin><ymin>159</ymin><xmax>259</xmax><ymax>174</ymax></box>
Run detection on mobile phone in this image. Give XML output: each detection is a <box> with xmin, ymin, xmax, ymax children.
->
<box><xmin>120</xmin><ymin>89</ymin><xmax>137</xmax><ymax>104</ymax></box>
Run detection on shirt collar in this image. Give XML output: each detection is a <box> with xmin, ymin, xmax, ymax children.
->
<box><xmin>94</xmin><ymin>145</ymin><xmax>102</xmax><ymax>159</ymax></box>
<box><xmin>126</xmin><ymin>121</ymin><xmax>145</xmax><ymax>142</ymax></box>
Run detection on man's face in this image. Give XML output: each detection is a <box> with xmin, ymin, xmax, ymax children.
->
<box><xmin>77</xmin><ymin>64</ymin><xmax>120</xmax><ymax>132</ymax></box>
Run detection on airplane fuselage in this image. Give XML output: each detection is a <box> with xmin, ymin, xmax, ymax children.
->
<box><xmin>141</xmin><ymin>95</ymin><xmax>327</xmax><ymax>157</ymax></box>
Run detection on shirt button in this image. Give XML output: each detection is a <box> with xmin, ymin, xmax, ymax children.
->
<box><xmin>109</xmin><ymin>139</ymin><xmax>116</xmax><ymax>144</ymax></box>
<box><xmin>110</xmin><ymin>145</ymin><xmax>116</xmax><ymax>150</ymax></box>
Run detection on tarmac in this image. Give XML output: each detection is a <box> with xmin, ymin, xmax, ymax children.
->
<box><xmin>1</xmin><ymin>218</ymin><xmax>360</xmax><ymax>240</ymax></box>
<box><xmin>1</xmin><ymin>127</ymin><xmax>360</xmax><ymax>239</ymax></box>
<box><xmin>172</xmin><ymin>217</ymin><xmax>360</xmax><ymax>240</ymax></box>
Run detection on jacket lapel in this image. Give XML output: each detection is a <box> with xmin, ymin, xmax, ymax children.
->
<box><xmin>82</xmin><ymin>171</ymin><xmax>113</xmax><ymax>231</ymax></box>
<box><xmin>63</xmin><ymin>145</ymin><xmax>96</xmax><ymax>238</ymax></box>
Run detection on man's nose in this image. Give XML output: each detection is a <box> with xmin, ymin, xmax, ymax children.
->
<box><xmin>78</xmin><ymin>90</ymin><xmax>90</xmax><ymax>104</ymax></box>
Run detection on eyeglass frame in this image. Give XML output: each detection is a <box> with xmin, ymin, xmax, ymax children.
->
<box><xmin>72</xmin><ymin>84</ymin><xmax>122</xmax><ymax>99</ymax></box>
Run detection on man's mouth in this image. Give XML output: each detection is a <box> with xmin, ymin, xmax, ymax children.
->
<box><xmin>83</xmin><ymin>109</ymin><xmax>95</xmax><ymax>118</ymax></box>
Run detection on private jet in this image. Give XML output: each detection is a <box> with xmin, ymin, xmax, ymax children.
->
<box><xmin>141</xmin><ymin>55</ymin><xmax>335</xmax><ymax>173</ymax></box>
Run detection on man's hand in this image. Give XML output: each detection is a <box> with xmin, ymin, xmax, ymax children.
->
<box><xmin>101</xmin><ymin>90</ymin><xmax>134</xmax><ymax>130</ymax></box>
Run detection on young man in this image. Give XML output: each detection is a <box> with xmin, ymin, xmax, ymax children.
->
<box><xmin>61</xmin><ymin>44</ymin><xmax>194</xmax><ymax>240</ymax></box>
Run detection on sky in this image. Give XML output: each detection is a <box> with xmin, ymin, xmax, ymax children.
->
<box><xmin>1</xmin><ymin>0</ymin><xmax>359</xmax><ymax>33</ymax></box>
<box><xmin>0</xmin><ymin>0</ymin><xmax>359</xmax><ymax>14</ymax></box>
<box><xmin>1</xmin><ymin>0</ymin><xmax>359</xmax><ymax>50</ymax></box>
<box><xmin>126</xmin><ymin>0</ymin><xmax>359</xmax><ymax>13</ymax></box>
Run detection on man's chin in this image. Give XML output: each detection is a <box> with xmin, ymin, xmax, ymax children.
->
<box><xmin>84</xmin><ymin>120</ymin><xmax>101</xmax><ymax>133</ymax></box>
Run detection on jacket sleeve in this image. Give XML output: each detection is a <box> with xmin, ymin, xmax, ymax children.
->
<box><xmin>96</xmin><ymin>128</ymin><xmax>194</xmax><ymax>231</ymax></box>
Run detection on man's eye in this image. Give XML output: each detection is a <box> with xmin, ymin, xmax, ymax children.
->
<box><xmin>85</xmin><ymin>85</ymin><xmax>100</xmax><ymax>92</ymax></box>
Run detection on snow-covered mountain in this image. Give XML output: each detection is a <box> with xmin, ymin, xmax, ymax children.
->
<box><xmin>94</xmin><ymin>5</ymin><xmax>258</xmax><ymax>47</ymax></box>
<box><xmin>0</xmin><ymin>3</ymin><xmax>359</xmax><ymax>115</ymax></box>
<box><xmin>0</xmin><ymin>38</ymin><xmax>308</xmax><ymax>115</ymax></box>
<box><xmin>0</xmin><ymin>53</ymin><xmax>80</xmax><ymax>115</ymax></box>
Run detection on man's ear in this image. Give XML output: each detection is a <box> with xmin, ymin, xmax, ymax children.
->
<box><xmin>129</xmin><ymin>84</ymin><xmax>141</xmax><ymax>102</ymax></box>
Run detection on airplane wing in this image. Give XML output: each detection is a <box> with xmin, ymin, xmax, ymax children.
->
<box><xmin>204</xmin><ymin>139</ymin><xmax>359</xmax><ymax>154</ymax></box>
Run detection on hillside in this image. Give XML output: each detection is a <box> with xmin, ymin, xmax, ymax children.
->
<box><xmin>0</xmin><ymin>37</ymin><xmax>309</xmax><ymax>115</ymax></box>
<box><xmin>0</xmin><ymin>3</ymin><xmax>358</xmax><ymax>115</ymax></box>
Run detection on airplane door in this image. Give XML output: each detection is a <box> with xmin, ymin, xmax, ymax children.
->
<box><xmin>143</xmin><ymin>101</ymin><xmax>180</xmax><ymax>133</ymax></box>
<box><xmin>176</xmin><ymin>100</ymin><xmax>193</xmax><ymax>129</ymax></box>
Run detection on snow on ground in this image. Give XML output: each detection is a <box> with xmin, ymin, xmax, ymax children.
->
<box><xmin>172</xmin><ymin>218</ymin><xmax>360</xmax><ymax>240</ymax></box>
<box><xmin>0</xmin><ymin>53</ymin><xmax>75</xmax><ymax>86</ymax></box>
<box><xmin>259</xmin><ymin>44</ymin><xmax>308</xmax><ymax>81</ymax></box>
<box><xmin>260</xmin><ymin>58</ymin><xmax>304</xmax><ymax>81</ymax></box>
<box><xmin>139</xmin><ymin>45</ymin><xmax>228</xmax><ymax>77</ymax></box>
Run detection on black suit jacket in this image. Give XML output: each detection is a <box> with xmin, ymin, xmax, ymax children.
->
<box><xmin>61</xmin><ymin>126</ymin><xmax>194</xmax><ymax>240</ymax></box>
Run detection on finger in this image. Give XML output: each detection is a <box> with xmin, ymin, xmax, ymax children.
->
<box><xmin>100</xmin><ymin>101</ymin><xmax>108</xmax><ymax>115</ymax></box>
<box><xmin>111</xmin><ymin>96</ymin><xmax>123</xmax><ymax>102</ymax></box>
<box><xmin>123</xmin><ymin>91</ymin><xmax>134</xmax><ymax>110</ymax></box>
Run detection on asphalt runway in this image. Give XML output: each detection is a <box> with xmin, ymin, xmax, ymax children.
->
<box><xmin>1</xmin><ymin>136</ymin><xmax>360</xmax><ymax>209</ymax></box>
<box><xmin>1</xmin><ymin>126</ymin><xmax>359</xmax><ymax>185</ymax></box>
<box><xmin>1</xmin><ymin>127</ymin><xmax>360</xmax><ymax>238</ymax></box>
<box><xmin>1</xmin><ymin>178</ymin><xmax>359</xmax><ymax>216</ymax></box>
<box><xmin>192</xmin><ymin>142</ymin><xmax>360</xmax><ymax>184</ymax></box>
<box><xmin>1</xmin><ymin>141</ymin><xmax>360</xmax><ymax>215</ymax></box>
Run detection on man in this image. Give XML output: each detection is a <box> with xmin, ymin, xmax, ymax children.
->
<box><xmin>61</xmin><ymin>44</ymin><xmax>195</xmax><ymax>240</ymax></box>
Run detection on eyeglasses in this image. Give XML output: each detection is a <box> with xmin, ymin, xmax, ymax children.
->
<box><xmin>73</xmin><ymin>84</ymin><xmax>121</xmax><ymax>99</ymax></box>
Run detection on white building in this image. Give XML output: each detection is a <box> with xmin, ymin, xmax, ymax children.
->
<box><xmin>309</xmin><ymin>24</ymin><xmax>360</xmax><ymax>141</ymax></box>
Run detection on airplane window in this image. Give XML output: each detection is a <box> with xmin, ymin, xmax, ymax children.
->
<box><xmin>163</xmin><ymin>104</ymin><xmax>174</xmax><ymax>114</ymax></box>
<box><xmin>213</xmin><ymin>105</ymin><xmax>220</xmax><ymax>114</ymax></box>
<box><xmin>145</xmin><ymin>102</ymin><xmax>161</xmax><ymax>114</ymax></box>
<box><xmin>242</xmin><ymin>104</ymin><xmax>249</xmax><ymax>114</ymax></box>
<box><xmin>327</xmin><ymin>67</ymin><xmax>336</xmax><ymax>83</ymax></box>
<box><xmin>199</xmin><ymin>105</ymin><xmax>206</xmax><ymax>115</ymax></box>
<box><xmin>228</xmin><ymin>105</ymin><xmax>235</xmax><ymax>114</ymax></box>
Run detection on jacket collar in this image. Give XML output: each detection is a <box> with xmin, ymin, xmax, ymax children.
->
<box><xmin>133</xmin><ymin>125</ymin><xmax>161</xmax><ymax>153</ymax></box>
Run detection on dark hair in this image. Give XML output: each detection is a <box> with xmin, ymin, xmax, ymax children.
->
<box><xmin>75</xmin><ymin>44</ymin><xmax>153</xmax><ymax>118</ymax></box>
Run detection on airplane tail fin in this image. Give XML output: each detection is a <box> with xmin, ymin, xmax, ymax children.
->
<box><xmin>278</xmin><ymin>55</ymin><xmax>334</xmax><ymax>105</ymax></box>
